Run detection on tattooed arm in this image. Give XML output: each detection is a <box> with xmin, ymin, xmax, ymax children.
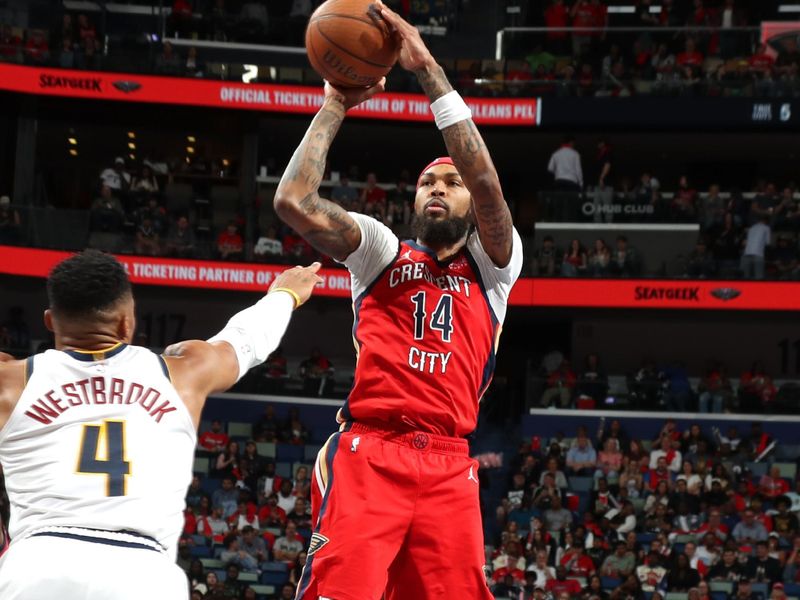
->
<box><xmin>274</xmin><ymin>81</ymin><xmax>384</xmax><ymax>261</ymax></box>
<box><xmin>379</xmin><ymin>2</ymin><xmax>514</xmax><ymax>267</ymax></box>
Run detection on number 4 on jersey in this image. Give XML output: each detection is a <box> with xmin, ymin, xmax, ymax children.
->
<box><xmin>411</xmin><ymin>292</ymin><xmax>454</xmax><ymax>342</ymax></box>
<box><xmin>77</xmin><ymin>420</ymin><xmax>131</xmax><ymax>497</ymax></box>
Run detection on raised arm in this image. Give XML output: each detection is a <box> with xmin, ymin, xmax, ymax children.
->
<box><xmin>379</xmin><ymin>3</ymin><xmax>514</xmax><ymax>266</ymax></box>
<box><xmin>274</xmin><ymin>82</ymin><xmax>384</xmax><ymax>261</ymax></box>
<box><xmin>163</xmin><ymin>264</ymin><xmax>322</xmax><ymax>424</ymax></box>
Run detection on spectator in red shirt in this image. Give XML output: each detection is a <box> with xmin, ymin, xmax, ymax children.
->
<box><xmin>561</xmin><ymin>545</ymin><xmax>596</xmax><ymax>577</ymax></box>
<box><xmin>282</xmin><ymin>228</ymin><xmax>314</xmax><ymax>260</ymax></box>
<box><xmin>677</xmin><ymin>39</ymin><xmax>704</xmax><ymax>68</ymax></box>
<box><xmin>740</xmin><ymin>363</ymin><xmax>777</xmax><ymax>412</ymax></box>
<box><xmin>570</xmin><ymin>0</ymin><xmax>595</xmax><ymax>57</ymax></box>
<box><xmin>77</xmin><ymin>14</ymin><xmax>97</xmax><ymax>46</ymax></box>
<box><xmin>541</xmin><ymin>359</ymin><xmax>577</xmax><ymax>408</ymax></box>
<box><xmin>217</xmin><ymin>221</ymin><xmax>244</xmax><ymax>260</ymax></box>
<box><xmin>649</xmin><ymin>457</ymin><xmax>673</xmax><ymax>491</ymax></box>
<box><xmin>749</xmin><ymin>43</ymin><xmax>775</xmax><ymax>76</ymax></box>
<box><xmin>760</xmin><ymin>466</ymin><xmax>790</xmax><ymax>499</ymax></box>
<box><xmin>543</xmin><ymin>0</ymin><xmax>569</xmax><ymax>54</ymax></box>
<box><xmin>0</xmin><ymin>24</ymin><xmax>21</xmax><ymax>60</ymax></box>
<box><xmin>23</xmin><ymin>29</ymin><xmax>50</xmax><ymax>65</ymax></box>
<box><xmin>199</xmin><ymin>419</ymin><xmax>229</xmax><ymax>452</ymax></box>
<box><xmin>359</xmin><ymin>172</ymin><xmax>387</xmax><ymax>220</ymax></box>
<box><xmin>546</xmin><ymin>565</ymin><xmax>582</xmax><ymax>595</ymax></box>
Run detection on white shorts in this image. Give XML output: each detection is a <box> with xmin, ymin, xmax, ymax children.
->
<box><xmin>0</xmin><ymin>533</ymin><xmax>188</xmax><ymax>599</ymax></box>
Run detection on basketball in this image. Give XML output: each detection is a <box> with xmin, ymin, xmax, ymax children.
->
<box><xmin>305</xmin><ymin>0</ymin><xmax>399</xmax><ymax>88</ymax></box>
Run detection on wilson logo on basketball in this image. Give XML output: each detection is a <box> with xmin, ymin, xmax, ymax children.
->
<box><xmin>321</xmin><ymin>50</ymin><xmax>375</xmax><ymax>87</ymax></box>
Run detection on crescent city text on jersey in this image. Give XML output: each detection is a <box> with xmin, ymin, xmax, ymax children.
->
<box><xmin>388</xmin><ymin>259</ymin><xmax>471</xmax><ymax>376</ymax></box>
<box><xmin>23</xmin><ymin>376</ymin><xmax>177</xmax><ymax>425</ymax></box>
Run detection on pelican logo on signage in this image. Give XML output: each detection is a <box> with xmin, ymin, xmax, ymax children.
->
<box><xmin>711</xmin><ymin>288</ymin><xmax>742</xmax><ymax>301</ymax></box>
<box><xmin>113</xmin><ymin>81</ymin><xmax>142</xmax><ymax>94</ymax></box>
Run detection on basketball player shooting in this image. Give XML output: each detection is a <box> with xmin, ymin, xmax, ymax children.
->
<box><xmin>0</xmin><ymin>253</ymin><xmax>321</xmax><ymax>599</ymax></box>
<box><xmin>273</xmin><ymin>3</ymin><xmax>523</xmax><ymax>599</ymax></box>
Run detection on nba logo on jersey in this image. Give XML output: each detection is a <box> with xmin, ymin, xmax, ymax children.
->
<box><xmin>350</xmin><ymin>436</ymin><xmax>360</xmax><ymax>452</ymax></box>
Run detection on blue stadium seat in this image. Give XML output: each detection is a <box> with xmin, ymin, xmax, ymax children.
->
<box><xmin>636</xmin><ymin>533</ymin><xmax>656</xmax><ymax>544</ymax></box>
<box><xmin>200</xmin><ymin>558</ymin><xmax>225</xmax><ymax>569</ymax></box>
<box><xmin>213</xmin><ymin>545</ymin><xmax>224</xmax><ymax>559</ymax></box>
<box><xmin>276</xmin><ymin>461</ymin><xmax>292</xmax><ymax>478</ymax></box>
<box><xmin>710</xmin><ymin>594</ymin><xmax>727</xmax><ymax>600</ymax></box>
<box><xmin>256</xmin><ymin>442</ymin><xmax>276</xmax><ymax>459</ymax></box>
<box><xmin>277</xmin><ymin>444</ymin><xmax>304</xmax><ymax>462</ymax></box>
<box><xmin>745</xmin><ymin>461</ymin><xmax>768</xmax><ymax>477</ymax></box>
<box><xmin>190</xmin><ymin>545</ymin><xmax>212</xmax><ymax>558</ymax></box>
<box><xmin>785</xmin><ymin>583</ymin><xmax>800</xmax><ymax>596</ymax></box>
<box><xmin>601</xmin><ymin>576</ymin><xmax>620</xmax><ymax>590</ymax></box>
<box><xmin>570</xmin><ymin>477</ymin><xmax>593</xmax><ymax>493</ymax></box>
<box><xmin>200</xmin><ymin>477</ymin><xmax>222</xmax><ymax>495</ymax></box>
<box><xmin>239</xmin><ymin>572</ymin><xmax>258</xmax><ymax>583</ymax></box>
<box><xmin>750</xmin><ymin>583</ymin><xmax>768</xmax><ymax>597</ymax></box>
<box><xmin>304</xmin><ymin>444</ymin><xmax>323</xmax><ymax>461</ymax></box>
<box><xmin>260</xmin><ymin>570</ymin><xmax>289</xmax><ymax>586</ymax></box>
<box><xmin>260</xmin><ymin>562</ymin><xmax>288</xmax><ymax>573</ymax></box>
<box><xmin>191</xmin><ymin>534</ymin><xmax>209</xmax><ymax>546</ymax></box>
<box><xmin>251</xmin><ymin>585</ymin><xmax>276</xmax><ymax>600</ymax></box>
<box><xmin>213</xmin><ymin>569</ymin><xmax>226</xmax><ymax>582</ymax></box>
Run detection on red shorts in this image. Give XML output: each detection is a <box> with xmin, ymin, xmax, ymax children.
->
<box><xmin>295</xmin><ymin>422</ymin><xmax>492</xmax><ymax>600</ymax></box>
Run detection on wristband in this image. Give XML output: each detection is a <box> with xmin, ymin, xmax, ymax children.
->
<box><xmin>430</xmin><ymin>91</ymin><xmax>472</xmax><ymax>130</ymax></box>
<box><xmin>270</xmin><ymin>287</ymin><xmax>302</xmax><ymax>309</ymax></box>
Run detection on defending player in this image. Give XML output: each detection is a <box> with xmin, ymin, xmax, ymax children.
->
<box><xmin>0</xmin><ymin>251</ymin><xmax>321</xmax><ymax>599</ymax></box>
<box><xmin>273</xmin><ymin>3</ymin><xmax>523</xmax><ymax>599</ymax></box>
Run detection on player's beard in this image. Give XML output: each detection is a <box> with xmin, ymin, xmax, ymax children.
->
<box><xmin>413</xmin><ymin>214</ymin><xmax>472</xmax><ymax>247</ymax></box>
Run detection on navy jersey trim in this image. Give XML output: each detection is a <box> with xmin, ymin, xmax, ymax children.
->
<box><xmin>30</xmin><ymin>530</ymin><xmax>164</xmax><ymax>553</ymax></box>
<box><xmin>403</xmin><ymin>239</ymin><xmax>462</xmax><ymax>268</ymax></box>
<box><xmin>63</xmin><ymin>343</ymin><xmax>128</xmax><ymax>362</ymax></box>
<box><xmin>156</xmin><ymin>355</ymin><xmax>171</xmax><ymax>382</ymax></box>
<box><xmin>296</xmin><ymin>432</ymin><xmax>342</xmax><ymax>599</ymax></box>
<box><xmin>24</xmin><ymin>355</ymin><xmax>34</xmax><ymax>384</ymax></box>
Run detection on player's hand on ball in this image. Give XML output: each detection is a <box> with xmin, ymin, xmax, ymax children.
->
<box><xmin>270</xmin><ymin>262</ymin><xmax>324</xmax><ymax>307</ymax></box>
<box><xmin>324</xmin><ymin>78</ymin><xmax>385</xmax><ymax>111</ymax></box>
<box><xmin>376</xmin><ymin>0</ymin><xmax>434</xmax><ymax>72</ymax></box>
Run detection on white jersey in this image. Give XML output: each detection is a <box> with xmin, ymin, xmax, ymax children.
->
<box><xmin>0</xmin><ymin>343</ymin><xmax>196</xmax><ymax>557</ymax></box>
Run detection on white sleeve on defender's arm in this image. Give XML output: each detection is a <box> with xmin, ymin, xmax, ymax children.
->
<box><xmin>466</xmin><ymin>227</ymin><xmax>524</xmax><ymax>324</ymax></box>
<box><xmin>338</xmin><ymin>212</ymin><xmax>400</xmax><ymax>299</ymax></box>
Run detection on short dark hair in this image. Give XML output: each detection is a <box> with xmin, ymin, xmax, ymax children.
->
<box><xmin>47</xmin><ymin>250</ymin><xmax>131</xmax><ymax>317</ymax></box>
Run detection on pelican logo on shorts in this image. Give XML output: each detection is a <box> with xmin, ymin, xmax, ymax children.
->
<box><xmin>412</xmin><ymin>433</ymin><xmax>429</xmax><ymax>450</ymax></box>
<box><xmin>710</xmin><ymin>287</ymin><xmax>741</xmax><ymax>301</ymax></box>
<box><xmin>112</xmin><ymin>80</ymin><xmax>142</xmax><ymax>93</ymax></box>
<box><xmin>307</xmin><ymin>532</ymin><xmax>330</xmax><ymax>556</ymax></box>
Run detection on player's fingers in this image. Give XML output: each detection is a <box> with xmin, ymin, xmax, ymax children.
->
<box><xmin>377</xmin><ymin>3</ymin><xmax>404</xmax><ymax>32</ymax></box>
<box><xmin>306</xmin><ymin>261</ymin><xmax>322</xmax><ymax>273</ymax></box>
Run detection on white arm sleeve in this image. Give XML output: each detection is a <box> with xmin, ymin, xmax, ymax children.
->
<box><xmin>466</xmin><ymin>227</ymin><xmax>524</xmax><ymax>324</ymax></box>
<box><xmin>207</xmin><ymin>291</ymin><xmax>295</xmax><ymax>380</ymax></box>
<box><xmin>338</xmin><ymin>212</ymin><xmax>399</xmax><ymax>299</ymax></box>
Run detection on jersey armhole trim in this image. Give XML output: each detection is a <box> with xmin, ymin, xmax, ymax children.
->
<box><xmin>157</xmin><ymin>355</ymin><xmax>172</xmax><ymax>382</ymax></box>
<box><xmin>353</xmin><ymin>239</ymin><xmax>402</xmax><ymax>304</ymax></box>
<box><xmin>24</xmin><ymin>355</ymin><xmax>34</xmax><ymax>384</ymax></box>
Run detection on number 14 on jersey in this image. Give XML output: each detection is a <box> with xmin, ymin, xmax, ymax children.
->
<box><xmin>408</xmin><ymin>292</ymin><xmax>453</xmax><ymax>374</ymax></box>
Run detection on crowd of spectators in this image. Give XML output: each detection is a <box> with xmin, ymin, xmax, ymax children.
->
<box><xmin>492</xmin><ymin>0</ymin><xmax>800</xmax><ymax>99</ymax></box>
<box><xmin>532</xmin><ymin>351</ymin><xmax>793</xmax><ymax>416</ymax></box>
<box><xmin>180</xmin><ymin>406</ymin><xmax>317</xmax><ymax>599</ymax></box>
<box><xmin>490</xmin><ymin>417</ymin><xmax>800</xmax><ymax>599</ymax></box>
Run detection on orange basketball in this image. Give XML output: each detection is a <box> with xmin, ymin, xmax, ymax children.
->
<box><xmin>305</xmin><ymin>0</ymin><xmax>399</xmax><ymax>88</ymax></box>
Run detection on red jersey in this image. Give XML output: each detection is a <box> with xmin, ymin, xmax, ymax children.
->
<box><xmin>544</xmin><ymin>4</ymin><xmax>569</xmax><ymax>39</ymax></box>
<box><xmin>338</xmin><ymin>214</ymin><xmax>522</xmax><ymax>437</ymax></box>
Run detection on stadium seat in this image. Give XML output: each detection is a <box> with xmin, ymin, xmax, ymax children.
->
<box><xmin>775</xmin><ymin>462</ymin><xmax>797</xmax><ymax>479</ymax></box>
<box><xmin>636</xmin><ymin>533</ymin><xmax>656</xmax><ymax>544</ymax></box>
<box><xmin>570</xmin><ymin>477</ymin><xmax>593</xmax><ymax>493</ymax></box>
<box><xmin>751</xmin><ymin>583</ymin><xmax>768</xmax><ymax>597</ymax></box>
<box><xmin>665</xmin><ymin>594</ymin><xmax>688</xmax><ymax>600</ymax></box>
<box><xmin>200</xmin><ymin>558</ymin><xmax>225</xmax><ymax>569</ymax></box>
<box><xmin>251</xmin><ymin>584</ymin><xmax>276</xmax><ymax>597</ymax></box>
<box><xmin>256</xmin><ymin>442</ymin><xmax>276</xmax><ymax>459</ymax></box>
<box><xmin>200</xmin><ymin>477</ymin><xmax>222</xmax><ymax>495</ymax></box>
<box><xmin>260</xmin><ymin>570</ymin><xmax>289</xmax><ymax>586</ymax></box>
<box><xmin>193</xmin><ymin>456</ymin><xmax>209</xmax><ymax>476</ymax></box>
<box><xmin>601</xmin><ymin>576</ymin><xmax>620</xmax><ymax>590</ymax></box>
<box><xmin>190</xmin><ymin>545</ymin><xmax>212</xmax><ymax>558</ymax></box>
<box><xmin>709</xmin><ymin>581</ymin><xmax>734</xmax><ymax>594</ymax></box>
<box><xmin>745</xmin><ymin>462</ymin><xmax>768</xmax><ymax>477</ymax></box>
<box><xmin>276</xmin><ymin>444</ymin><xmax>304</xmax><ymax>462</ymax></box>
<box><xmin>673</xmin><ymin>534</ymin><xmax>696</xmax><ymax>544</ymax></box>
<box><xmin>239</xmin><ymin>572</ymin><xmax>258</xmax><ymax>583</ymax></box>
<box><xmin>228</xmin><ymin>421</ymin><xmax>253</xmax><ymax>439</ymax></box>
<box><xmin>276</xmin><ymin>461</ymin><xmax>292</xmax><ymax>478</ymax></box>
<box><xmin>264</xmin><ymin>527</ymin><xmax>282</xmax><ymax>538</ymax></box>
<box><xmin>190</xmin><ymin>534</ymin><xmax>208</xmax><ymax>546</ymax></box>
<box><xmin>260</xmin><ymin>562</ymin><xmax>288</xmax><ymax>572</ymax></box>
<box><xmin>777</xmin><ymin>444</ymin><xmax>800</xmax><ymax>461</ymax></box>
<box><xmin>785</xmin><ymin>583</ymin><xmax>800</xmax><ymax>596</ymax></box>
<box><xmin>710</xmin><ymin>594</ymin><xmax>727</xmax><ymax>600</ymax></box>
<box><xmin>304</xmin><ymin>444</ymin><xmax>322</xmax><ymax>461</ymax></box>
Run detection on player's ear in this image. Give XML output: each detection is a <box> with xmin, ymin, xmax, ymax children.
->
<box><xmin>43</xmin><ymin>309</ymin><xmax>54</xmax><ymax>332</ymax></box>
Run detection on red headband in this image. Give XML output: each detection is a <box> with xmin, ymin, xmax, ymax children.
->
<box><xmin>417</xmin><ymin>156</ymin><xmax>455</xmax><ymax>188</ymax></box>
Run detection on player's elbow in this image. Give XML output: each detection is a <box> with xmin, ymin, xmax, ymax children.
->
<box><xmin>274</xmin><ymin>192</ymin><xmax>302</xmax><ymax>220</ymax></box>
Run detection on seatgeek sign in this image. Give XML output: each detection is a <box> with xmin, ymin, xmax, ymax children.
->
<box><xmin>2</xmin><ymin>246</ymin><xmax>799</xmax><ymax>311</ymax></box>
<box><xmin>0</xmin><ymin>64</ymin><xmax>540</xmax><ymax>126</ymax></box>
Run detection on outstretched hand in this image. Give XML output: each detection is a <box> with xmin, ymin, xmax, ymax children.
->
<box><xmin>324</xmin><ymin>78</ymin><xmax>385</xmax><ymax>111</ymax></box>
<box><xmin>270</xmin><ymin>262</ymin><xmax>324</xmax><ymax>307</ymax></box>
<box><xmin>376</xmin><ymin>0</ymin><xmax>435</xmax><ymax>72</ymax></box>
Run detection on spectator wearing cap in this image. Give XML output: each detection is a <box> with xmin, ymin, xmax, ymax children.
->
<box><xmin>566</xmin><ymin>433</ymin><xmax>597</xmax><ymax>476</ymax></box>
<box><xmin>0</xmin><ymin>195</ymin><xmax>21</xmax><ymax>245</ymax></box>
<box><xmin>99</xmin><ymin>157</ymin><xmax>131</xmax><ymax>192</ymax></box>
